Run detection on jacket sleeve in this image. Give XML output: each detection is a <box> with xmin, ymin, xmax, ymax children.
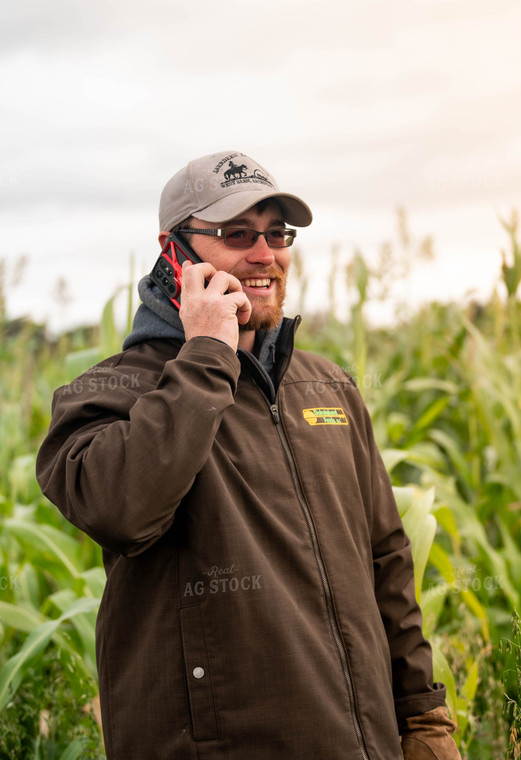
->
<box><xmin>36</xmin><ymin>337</ymin><xmax>240</xmax><ymax>557</ymax></box>
<box><xmin>361</xmin><ymin>402</ymin><xmax>447</xmax><ymax>724</ymax></box>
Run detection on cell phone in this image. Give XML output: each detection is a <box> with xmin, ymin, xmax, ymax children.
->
<box><xmin>150</xmin><ymin>231</ymin><xmax>203</xmax><ymax>310</ymax></box>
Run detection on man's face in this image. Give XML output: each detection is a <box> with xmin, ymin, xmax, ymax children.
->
<box><xmin>187</xmin><ymin>201</ymin><xmax>291</xmax><ymax>332</ymax></box>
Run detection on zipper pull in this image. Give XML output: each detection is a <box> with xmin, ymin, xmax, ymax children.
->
<box><xmin>269</xmin><ymin>404</ymin><xmax>280</xmax><ymax>424</ymax></box>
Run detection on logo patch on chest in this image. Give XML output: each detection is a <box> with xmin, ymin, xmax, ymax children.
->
<box><xmin>302</xmin><ymin>407</ymin><xmax>349</xmax><ymax>426</ymax></box>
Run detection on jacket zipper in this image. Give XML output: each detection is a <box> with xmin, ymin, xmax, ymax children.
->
<box><xmin>239</xmin><ymin>346</ymin><xmax>370</xmax><ymax>760</ymax></box>
<box><xmin>269</xmin><ymin>402</ymin><xmax>370</xmax><ymax>760</ymax></box>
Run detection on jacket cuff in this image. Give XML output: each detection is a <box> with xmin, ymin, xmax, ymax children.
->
<box><xmin>176</xmin><ymin>336</ymin><xmax>241</xmax><ymax>378</ymax></box>
<box><xmin>395</xmin><ymin>682</ymin><xmax>447</xmax><ymax>725</ymax></box>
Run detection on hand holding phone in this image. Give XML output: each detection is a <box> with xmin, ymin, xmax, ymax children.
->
<box><xmin>149</xmin><ymin>231</ymin><xmax>252</xmax><ymax>351</ymax></box>
<box><xmin>180</xmin><ymin>261</ymin><xmax>251</xmax><ymax>351</ymax></box>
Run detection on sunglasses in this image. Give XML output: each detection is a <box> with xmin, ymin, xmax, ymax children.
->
<box><xmin>175</xmin><ymin>227</ymin><xmax>297</xmax><ymax>249</ymax></box>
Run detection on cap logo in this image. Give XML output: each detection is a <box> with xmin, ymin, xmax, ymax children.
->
<box><xmin>224</xmin><ymin>161</ymin><xmax>248</xmax><ymax>180</ymax></box>
<box><xmin>212</xmin><ymin>155</ymin><xmax>275</xmax><ymax>191</ymax></box>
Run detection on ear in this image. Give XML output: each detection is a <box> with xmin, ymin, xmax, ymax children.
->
<box><xmin>158</xmin><ymin>231</ymin><xmax>170</xmax><ymax>248</ymax></box>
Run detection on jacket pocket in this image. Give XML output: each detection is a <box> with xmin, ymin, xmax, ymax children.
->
<box><xmin>180</xmin><ymin>604</ymin><xmax>220</xmax><ymax>742</ymax></box>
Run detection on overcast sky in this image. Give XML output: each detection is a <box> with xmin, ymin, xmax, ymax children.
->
<box><xmin>2</xmin><ymin>0</ymin><xmax>520</xmax><ymax>332</ymax></box>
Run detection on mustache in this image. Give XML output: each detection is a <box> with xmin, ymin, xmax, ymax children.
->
<box><xmin>232</xmin><ymin>264</ymin><xmax>286</xmax><ymax>282</ymax></box>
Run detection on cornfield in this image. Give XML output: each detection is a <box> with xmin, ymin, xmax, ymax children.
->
<box><xmin>1</xmin><ymin>214</ymin><xmax>520</xmax><ymax>758</ymax></box>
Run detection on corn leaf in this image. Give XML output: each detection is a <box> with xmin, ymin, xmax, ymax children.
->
<box><xmin>4</xmin><ymin>518</ymin><xmax>82</xmax><ymax>579</ymax></box>
<box><xmin>432</xmin><ymin>643</ymin><xmax>458</xmax><ymax>727</ymax></box>
<box><xmin>58</xmin><ymin>737</ymin><xmax>89</xmax><ymax>760</ymax></box>
<box><xmin>401</xmin><ymin>488</ymin><xmax>437</xmax><ymax>601</ymax></box>
<box><xmin>0</xmin><ymin>601</ymin><xmax>43</xmax><ymax>633</ymax></box>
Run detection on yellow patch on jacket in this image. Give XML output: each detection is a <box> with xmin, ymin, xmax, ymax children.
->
<box><xmin>302</xmin><ymin>408</ymin><xmax>349</xmax><ymax>426</ymax></box>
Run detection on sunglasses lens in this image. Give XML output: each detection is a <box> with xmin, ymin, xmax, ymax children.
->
<box><xmin>266</xmin><ymin>230</ymin><xmax>292</xmax><ymax>248</ymax></box>
<box><xmin>222</xmin><ymin>228</ymin><xmax>296</xmax><ymax>248</ymax></box>
<box><xmin>223</xmin><ymin>229</ymin><xmax>257</xmax><ymax>248</ymax></box>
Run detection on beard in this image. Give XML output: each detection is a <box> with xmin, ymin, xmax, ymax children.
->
<box><xmin>238</xmin><ymin>273</ymin><xmax>287</xmax><ymax>332</ymax></box>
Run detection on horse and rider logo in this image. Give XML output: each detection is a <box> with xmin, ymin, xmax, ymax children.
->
<box><xmin>221</xmin><ymin>160</ymin><xmax>273</xmax><ymax>187</ymax></box>
<box><xmin>224</xmin><ymin>162</ymin><xmax>248</xmax><ymax>181</ymax></box>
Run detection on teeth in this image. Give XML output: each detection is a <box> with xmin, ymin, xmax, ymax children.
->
<box><xmin>243</xmin><ymin>279</ymin><xmax>271</xmax><ymax>288</ymax></box>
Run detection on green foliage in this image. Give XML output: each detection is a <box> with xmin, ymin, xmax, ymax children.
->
<box><xmin>501</xmin><ymin>610</ymin><xmax>521</xmax><ymax>759</ymax></box>
<box><xmin>0</xmin><ymin>268</ymin><xmax>110</xmax><ymax>755</ymax></box>
<box><xmin>0</xmin><ymin>641</ymin><xmax>104</xmax><ymax>759</ymax></box>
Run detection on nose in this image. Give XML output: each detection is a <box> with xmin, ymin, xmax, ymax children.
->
<box><xmin>244</xmin><ymin>234</ymin><xmax>275</xmax><ymax>266</ymax></box>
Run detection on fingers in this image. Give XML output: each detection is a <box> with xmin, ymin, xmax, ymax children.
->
<box><xmin>181</xmin><ymin>260</ymin><xmax>216</xmax><ymax>293</ymax></box>
<box><xmin>179</xmin><ymin>261</ymin><xmax>252</xmax><ymax>350</ymax></box>
<box><xmin>182</xmin><ymin>260</ymin><xmax>241</xmax><ymax>295</ymax></box>
<box><xmin>182</xmin><ymin>261</ymin><xmax>251</xmax><ymax>317</ymax></box>
<box><xmin>235</xmin><ymin>294</ymin><xmax>252</xmax><ymax>325</ymax></box>
<box><xmin>206</xmin><ymin>271</ymin><xmax>252</xmax><ymax>327</ymax></box>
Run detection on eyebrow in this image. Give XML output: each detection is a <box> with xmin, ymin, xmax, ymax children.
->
<box><xmin>228</xmin><ymin>216</ymin><xmax>286</xmax><ymax>228</ymax></box>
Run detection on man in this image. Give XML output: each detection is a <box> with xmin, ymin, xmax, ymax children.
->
<box><xmin>36</xmin><ymin>150</ymin><xmax>461</xmax><ymax>759</ymax></box>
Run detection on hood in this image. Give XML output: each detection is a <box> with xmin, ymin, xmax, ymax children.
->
<box><xmin>123</xmin><ymin>275</ymin><xmax>185</xmax><ymax>350</ymax></box>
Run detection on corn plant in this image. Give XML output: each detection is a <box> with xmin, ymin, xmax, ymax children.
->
<box><xmin>501</xmin><ymin>609</ymin><xmax>521</xmax><ymax>759</ymax></box>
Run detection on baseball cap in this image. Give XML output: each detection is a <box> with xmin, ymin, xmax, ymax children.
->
<box><xmin>159</xmin><ymin>150</ymin><xmax>313</xmax><ymax>231</ymax></box>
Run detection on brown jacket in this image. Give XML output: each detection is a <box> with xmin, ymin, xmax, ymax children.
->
<box><xmin>36</xmin><ymin>318</ymin><xmax>446</xmax><ymax>759</ymax></box>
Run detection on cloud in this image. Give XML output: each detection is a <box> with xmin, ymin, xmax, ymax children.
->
<box><xmin>1</xmin><ymin>0</ymin><xmax>520</xmax><ymax>330</ymax></box>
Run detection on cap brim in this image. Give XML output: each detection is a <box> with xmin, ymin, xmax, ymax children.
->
<box><xmin>193</xmin><ymin>190</ymin><xmax>312</xmax><ymax>227</ymax></box>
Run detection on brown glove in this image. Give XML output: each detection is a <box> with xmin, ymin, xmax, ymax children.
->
<box><xmin>400</xmin><ymin>706</ymin><xmax>462</xmax><ymax>759</ymax></box>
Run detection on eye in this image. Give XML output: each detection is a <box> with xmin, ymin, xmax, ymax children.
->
<box><xmin>226</xmin><ymin>228</ymin><xmax>249</xmax><ymax>239</ymax></box>
<box><xmin>268</xmin><ymin>229</ymin><xmax>284</xmax><ymax>239</ymax></box>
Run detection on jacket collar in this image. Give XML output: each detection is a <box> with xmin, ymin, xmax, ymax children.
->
<box><xmin>123</xmin><ymin>274</ymin><xmax>300</xmax><ymax>382</ymax></box>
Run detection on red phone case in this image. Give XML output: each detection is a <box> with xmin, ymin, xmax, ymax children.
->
<box><xmin>150</xmin><ymin>233</ymin><xmax>202</xmax><ymax>309</ymax></box>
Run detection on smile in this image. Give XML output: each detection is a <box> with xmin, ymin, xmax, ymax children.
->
<box><xmin>242</xmin><ymin>279</ymin><xmax>272</xmax><ymax>289</ymax></box>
